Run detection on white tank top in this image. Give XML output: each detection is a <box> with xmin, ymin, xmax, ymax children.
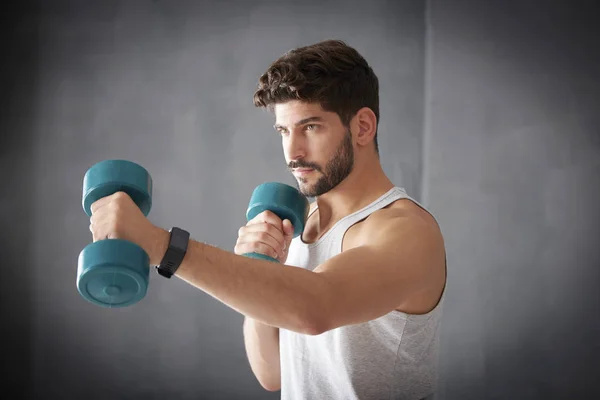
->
<box><xmin>280</xmin><ymin>186</ymin><xmax>445</xmax><ymax>400</ymax></box>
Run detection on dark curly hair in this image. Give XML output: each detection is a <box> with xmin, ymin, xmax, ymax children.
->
<box><xmin>253</xmin><ymin>40</ymin><xmax>380</xmax><ymax>154</ymax></box>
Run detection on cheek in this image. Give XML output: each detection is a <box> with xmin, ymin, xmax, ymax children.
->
<box><xmin>282</xmin><ymin>143</ymin><xmax>291</xmax><ymax>163</ymax></box>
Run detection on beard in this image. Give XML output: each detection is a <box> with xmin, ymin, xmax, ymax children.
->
<box><xmin>288</xmin><ymin>129</ymin><xmax>355</xmax><ymax>197</ymax></box>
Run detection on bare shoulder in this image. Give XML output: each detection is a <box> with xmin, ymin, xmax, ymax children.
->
<box><xmin>360</xmin><ymin>198</ymin><xmax>444</xmax><ymax>243</ymax></box>
<box><xmin>359</xmin><ymin>199</ymin><xmax>446</xmax><ymax>314</ymax></box>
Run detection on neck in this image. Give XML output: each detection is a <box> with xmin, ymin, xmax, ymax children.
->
<box><xmin>313</xmin><ymin>158</ymin><xmax>394</xmax><ymax>230</ymax></box>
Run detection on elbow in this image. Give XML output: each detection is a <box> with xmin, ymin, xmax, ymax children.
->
<box><xmin>296</xmin><ymin>309</ymin><xmax>330</xmax><ymax>336</ymax></box>
<box><xmin>300</xmin><ymin>318</ymin><xmax>327</xmax><ymax>336</ymax></box>
<box><xmin>253</xmin><ymin>371</ymin><xmax>280</xmax><ymax>392</ymax></box>
<box><xmin>260</xmin><ymin>380</ymin><xmax>281</xmax><ymax>392</ymax></box>
<box><xmin>292</xmin><ymin>283</ymin><xmax>334</xmax><ymax>335</ymax></box>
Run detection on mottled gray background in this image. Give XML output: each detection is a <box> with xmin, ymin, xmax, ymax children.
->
<box><xmin>2</xmin><ymin>0</ymin><xmax>598</xmax><ymax>399</ymax></box>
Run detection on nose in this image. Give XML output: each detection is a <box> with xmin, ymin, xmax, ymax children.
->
<box><xmin>284</xmin><ymin>131</ymin><xmax>306</xmax><ymax>163</ymax></box>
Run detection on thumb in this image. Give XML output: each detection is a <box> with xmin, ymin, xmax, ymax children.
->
<box><xmin>283</xmin><ymin>219</ymin><xmax>294</xmax><ymax>238</ymax></box>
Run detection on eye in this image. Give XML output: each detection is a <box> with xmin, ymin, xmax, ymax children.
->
<box><xmin>305</xmin><ymin>124</ymin><xmax>319</xmax><ymax>131</ymax></box>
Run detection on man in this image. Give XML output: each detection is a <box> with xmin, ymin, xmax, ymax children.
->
<box><xmin>89</xmin><ymin>40</ymin><xmax>447</xmax><ymax>400</ymax></box>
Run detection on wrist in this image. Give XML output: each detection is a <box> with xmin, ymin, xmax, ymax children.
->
<box><xmin>149</xmin><ymin>227</ymin><xmax>170</xmax><ymax>266</ymax></box>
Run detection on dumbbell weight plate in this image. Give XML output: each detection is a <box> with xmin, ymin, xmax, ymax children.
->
<box><xmin>82</xmin><ymin>159</ymin><xmax>152</xmax><ymax>217</ymax></box>
<box><xmin>77</xmin><ymin>239</ymin><xmax>149</xmax><ymax>308</ymax></box>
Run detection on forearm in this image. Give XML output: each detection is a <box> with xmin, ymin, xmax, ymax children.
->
<box><xmin>169</xmin><ymin>236</ymin><xmax>330</xmax><ymax>334</ymax></box>
<box><xmin>243</xmin><ymin>317</ymin><xmax>281</xmax><ymax>391</ymax></box>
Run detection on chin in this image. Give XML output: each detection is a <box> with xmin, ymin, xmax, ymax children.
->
<box><xmin>297</xmin><ymin>182</ymin><xmax>315</xmax><ymax>196</ymax></box>
<box><xmin>297</xmin><ymin>182</ymin><xmax>311</xmax><ymax>193</ymax></box>
<box><xmin>300</xmin><ymin>184</ymin><xmax>327</xmax><ymax>198</ymax></box>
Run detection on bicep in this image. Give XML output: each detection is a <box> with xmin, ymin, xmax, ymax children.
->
<box><xmin>312</xmin><ymin>216</ymin><xmax>441</xmax><ymax>329</ymax></box>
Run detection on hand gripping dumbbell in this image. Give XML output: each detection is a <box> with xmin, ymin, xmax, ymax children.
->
<box><xmin>244</xmin><ymin>182</ymin><xmax>310</xmax><ymax>262</ymax></box>
<box><xmin>76</xmin><ymin>159</ymin><xmax>153</xmax><ymax>308</ymax></box>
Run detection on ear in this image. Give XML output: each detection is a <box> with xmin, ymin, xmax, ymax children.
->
<box><xmin>351</xmin><ymin>107</ymin><xmax>377</xmax><ymax>148</ymax></box>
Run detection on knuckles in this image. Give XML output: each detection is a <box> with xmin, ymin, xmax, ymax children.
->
<box><xmin>260</xmin><ymin>210</ymin><xmax>277</xmax><ymax>220</ymax></box>
<box><xmin>253</xmin><ymin>210</ymin><xmax>282</xmax><ymax>227</ymax></box>
<box><xmin>111</xmin><ymin>192</ymin><xmax>129</xmax><ymax>211</ymax></box>
<box><xmin>90</xmin><ymin>191</ymin><xmax>130</xmax><ymax>215</ymax></box>
<box><xmin>112</xmin><ymin>191</ymin><xmax>130</xmax><ymax>202</ymax></box>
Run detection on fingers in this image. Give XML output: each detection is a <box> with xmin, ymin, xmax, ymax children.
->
<box><xmin>89</xmin><ymin>196</ymin><xmax>122</xmax><ymax>242</ymax></box>
<box><xmin>240</xmin><ymin>222</ymin><xmax>285</xmax><ymax>246</ymax></box>
<box><xmin>247</xmin><ymin>210</ymin><xmax>283</xmax><ymax>229</ymax></box>
<box><xmin>90</xmin><ymin>195</ymin><xmax>111</xmax><ymax>215</ymax></box>
<box><xmin>234</xmin><ymin>241</ymin><xmax>280</xmax><ymax>260</ymax></box>
<box><xmin>89</xmin><ymin>191</ymin><xmax>130</xmax><ymax>215</ymax></box>
<box><xmin>89</xmin><ymin>212</ymin><xmax>115</xmax><ymax>242</ymax></box>
<box><xmin>236</xmin><ymin>226</ymin><xmax>285</xmax><ymax>256</ymax></box>
<box><xmin>87</xmin><ymin>191</ymin><xmax>145</xmax><ymax>245</ymax></box>
<box><xmin>236</xmin><ymin>211</ymin><xmax>289</xmax><ymax>260</ymax></box>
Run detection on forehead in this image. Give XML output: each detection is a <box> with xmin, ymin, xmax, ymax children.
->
<box><xmin>274</xmin><ymin>101</ymin><xmax>337</xmax><ymax>126</ymax></box>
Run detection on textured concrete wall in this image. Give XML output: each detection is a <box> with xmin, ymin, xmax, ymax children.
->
<box><xmin>2</xmin><ymin>1</ymin><xmax>425</xmax><ymax>398</ymax></box>
<box><xmin>424</xmin><ymin>1</ymin><xmax>600</xmax><ymax>398</ymax></box>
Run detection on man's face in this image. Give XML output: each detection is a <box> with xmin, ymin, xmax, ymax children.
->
<box><xmin>274</xmin><ymin>101</ymin><xmax>355</xmax><ymax>197</ymax></box>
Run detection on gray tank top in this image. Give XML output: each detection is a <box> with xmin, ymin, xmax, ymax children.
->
<box><xmin>280</xmin><ymin>187</ymin><xmax>445</xmax><ymax>400</ymax></box>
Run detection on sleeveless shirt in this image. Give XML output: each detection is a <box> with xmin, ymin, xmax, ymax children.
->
<box><xmin>280</xmin><ymin>187</ymin><xmax>445</xmax><ymax>400</ymax></box>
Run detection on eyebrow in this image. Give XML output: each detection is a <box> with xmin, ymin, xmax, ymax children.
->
<box><xmin>273</xmin><ymin>116</ymin><xmax>325</xmax><ymax>131</ymax></box>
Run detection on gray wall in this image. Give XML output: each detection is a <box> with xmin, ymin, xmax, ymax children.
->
<box><xmin>4</xmin><ymin>1</ymin><xmax>599</xmax><ymax>399</ymax></box>
<box><xmin>2</xmin><ymin>3</ymin><xmax>37</xmax><ymax>398</ymax></box>
<box><xmin>2</xmin><ymin>1</ymin><xmax>425</xmax><ymax>399</ymax></box>
<box><xmin>425</xmin><ymin>1</ymin><xmax>600</xmax><ymax>399</ymax></box>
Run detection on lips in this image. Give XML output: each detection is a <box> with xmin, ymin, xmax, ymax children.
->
<box><xmin>294</xmin><ymin>168</ymin><xmax>313</xmax><ymax>175</ymax></box>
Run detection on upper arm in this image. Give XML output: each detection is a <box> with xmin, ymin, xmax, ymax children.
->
<box><xmin>312</xmin><ymin>210</ymin><xmax>445</xmax><ymax>332</ymax></box>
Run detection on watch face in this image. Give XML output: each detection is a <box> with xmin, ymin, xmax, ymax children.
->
<box><xmin>170</xmin><ymin>227</ymin><xmax>190</xmax><ymax>251</ymax></box>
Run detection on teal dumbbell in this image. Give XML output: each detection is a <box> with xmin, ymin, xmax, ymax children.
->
<box><xmin>244</xmin><ymin>182</ymin><xmax>310</xmax><ymax>262</ymax></box>
<box><xmin>76</xmin><ymin>160</ymin><xmax>153</xmax><ymax>308</ymax></box>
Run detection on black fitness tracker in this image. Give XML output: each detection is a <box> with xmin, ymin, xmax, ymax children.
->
<box><xmin>155</xmin><ymin>227</ymin><xmax>190</xmax><ymax>278</ymax></box>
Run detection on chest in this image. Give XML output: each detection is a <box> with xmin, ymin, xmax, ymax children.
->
<box><xmin>301</xmin><ymin>214</ymin><xmax>367</xmax><ymax>252</ymax></box>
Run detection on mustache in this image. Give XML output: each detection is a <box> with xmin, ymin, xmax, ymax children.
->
<box><xmin>288</xmin><ymin>161</ymin><xmax>321</xmax><ymax>172</ymax></box>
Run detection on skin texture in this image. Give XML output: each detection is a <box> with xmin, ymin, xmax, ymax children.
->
<box><xmin>89</xmin><ymin>100</ymin><xmax>446</xmax><ymax>332</ymax></box>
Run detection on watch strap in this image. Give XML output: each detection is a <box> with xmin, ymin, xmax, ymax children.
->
<box><xmin>155</xmin><ymin>227</ymin><xmax>190</xmax><ymax>278</ymax></box>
